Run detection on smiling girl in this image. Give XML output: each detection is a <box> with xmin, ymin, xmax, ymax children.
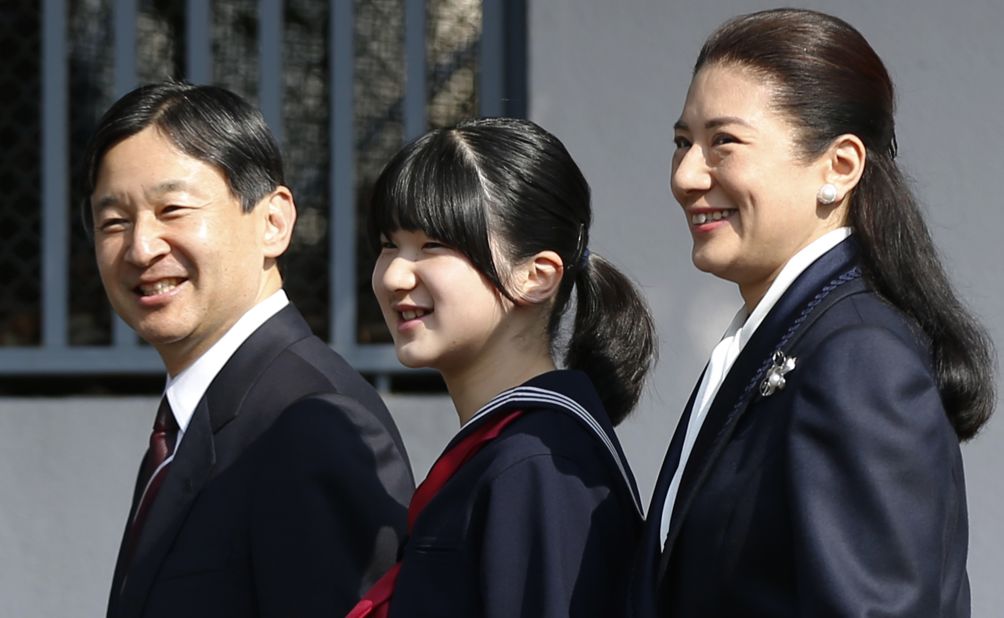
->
<box><xmin>350</xmin><ymin>117</ymin><xmax>656</xmax><ymax>617</ymax></box>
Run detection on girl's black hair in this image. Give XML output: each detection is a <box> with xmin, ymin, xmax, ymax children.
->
<box><xmin>697</xmin><ymin>8</ymin><xmax>995</xmax><ymax>439</ymax></box>
<box><xmin>368</xmin><ymin>117</ymin><xmax>656</xmax><ymax>424</ymax></box>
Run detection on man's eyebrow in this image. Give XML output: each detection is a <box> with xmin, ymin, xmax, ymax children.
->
<box><xmin>146</xmin><ymin>180</ymin><xmax>192</xmax><ymax>197</ymax></box>
<box><xmin>93</xmin><ymin>180</ymin><xmax>195</xmax><ymax>211</ymax></box>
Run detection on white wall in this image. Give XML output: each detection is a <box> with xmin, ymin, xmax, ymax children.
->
<box><xmin>528</xmin><ymin>0</ymin><xmax>1004</xmax><ymax>614</ymax></box>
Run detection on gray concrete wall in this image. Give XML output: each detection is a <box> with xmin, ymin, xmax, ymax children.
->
<box><xmin>2</xmin><ymin>1</ymin><xmax>1002</xmax><ymax>616</ymax></box>
<box><xmin>0</xmin><ymin>395</ymin><xmax>459</xmax><ymax>617</ymax></box>
<box><xmin>528</xmin><ymin>0</ymin><xmax>1004</xmax><ymax>615</ymax></box>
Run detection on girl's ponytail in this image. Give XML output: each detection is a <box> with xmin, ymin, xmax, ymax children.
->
<box><xmin>565</xmin><ymin>253</ymin><xmax>656</xmax><ymax>425</ymax></box>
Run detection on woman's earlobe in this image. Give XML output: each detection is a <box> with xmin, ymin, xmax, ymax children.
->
<box><xmin>816</xmin><ymin>183</ymin><xmax>839</xmax><ymax>205</ymax></box>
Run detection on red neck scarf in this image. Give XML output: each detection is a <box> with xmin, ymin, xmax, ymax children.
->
<box><xmin>346</xmin><ymin>409</ymin><xmax>525</xmax><ymax>618</ymax></box>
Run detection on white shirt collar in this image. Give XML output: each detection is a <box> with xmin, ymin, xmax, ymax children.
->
<box><xmin>738</xmin><ymin>227</ymin><xmax>852</xmax><ymax>344</ymax></box>
<box><xmin>659</xmin><ymin>227</ymin><xmax>851</xmax><ymax>542</ymax></box>
<box><xmin>694</xmin><ymin>227</ymin><xmax>853</xmax><ymax>412</ymax></box>
<box><xmin>164</xmin><ymin>289</ymin><xmax>290</xmax><ymax>433</ymax></box>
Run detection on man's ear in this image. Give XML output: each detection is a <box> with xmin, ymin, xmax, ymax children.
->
<box><xmin>261</xmin><ymin>186</ymin><xmax>296</xmax><ymax>258</ymax></box>
<box><xmin>513</xmin><ymin>250</ymin><xmax>564</xmax><ymax>306</ymax></box>
<box><xmin>822</xmin><ymin>133</ymin><xmax>867</xmax><ymax>204</ymax></box>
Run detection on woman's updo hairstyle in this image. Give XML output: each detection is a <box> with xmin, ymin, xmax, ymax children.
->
<box><xmin>368</xmin><ymin>117</ymin><xmax>656</xmax><ymax>424</ymax></box>
<box><xmin>696</xmin><ymin>8</ymin><xmax>994</xmax><ymax>439</ymax></box>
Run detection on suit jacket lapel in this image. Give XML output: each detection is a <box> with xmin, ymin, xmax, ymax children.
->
<box><xmin>116</xmin><ymin>305</ymin><xmax>313</xmax><ymax>617</ymax></box>
<box><xmin>657</xmin><ymin>238</ymin><xmax>860</xmax><ymax>580</ymax></box>
<box><xmin>206</xmin><ymin>305</ymin><xmax>313</xmax><ymax>433</ymax></box>
<box><xmin>107</xmin><ymin>460</ymin><xmax>149</xmax><ymax>616</ymax></box>
<box><xmin>117</xmin><ymin>399</ymin><xmax>216</xmax><ymax>618</ymax></box>
<box><xmin>628</xmin><ymin>377</ymin><xmax>700</xmax><ymax>617</ymax></box>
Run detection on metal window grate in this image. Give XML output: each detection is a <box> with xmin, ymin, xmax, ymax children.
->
<box><xmin>0</xmin><ymin>0</ymin><xmax>526</xmax><ymax>384</ymax></box>
<box><xmin>0</xmin><ymin>1</ymin><xmax>42</xmax><ymax>347</ymax></box>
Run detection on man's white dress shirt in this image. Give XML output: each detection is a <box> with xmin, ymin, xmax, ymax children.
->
<box><xmin>163</xmin><ymin>289</ymin><xmax>289</xmax><ymax>446</ymax></box>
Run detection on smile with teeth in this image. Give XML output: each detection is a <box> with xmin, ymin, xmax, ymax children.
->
<box><xmin>691</xmin><ymin>210</ymin><xmax>736</xmax><ymax>225</ymax></box>
<box><xmin>138</xmin><ymin>278</ymin><xmax>184</xmax><ymax>296</ymax></box>
<box><xmin>400</xmin><ymin>308</ymin><xmax>430</xmax><ymax>321</ymax></box>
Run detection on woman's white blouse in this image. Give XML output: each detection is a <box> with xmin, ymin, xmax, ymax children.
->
<box><xmin>658</xmin><ymin>227</ymin><xmax>853</xmax><ymax>545</ymax></box>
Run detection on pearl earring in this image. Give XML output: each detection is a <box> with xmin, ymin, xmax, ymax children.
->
<box><xmin>817</xmin><ymin>183</ymin><xmax>838</xmax><ymax>205</ymax></box>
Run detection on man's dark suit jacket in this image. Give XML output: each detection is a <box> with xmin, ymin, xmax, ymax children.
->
<box><xmin>107</xmin><ymin>303</ymin><xmax>415</xmax><ymax>618</ymax></box>
<box><xmin>629</xmin><ymin>238</ymin><xmax>971</xmax><ymax>617</ymax></box>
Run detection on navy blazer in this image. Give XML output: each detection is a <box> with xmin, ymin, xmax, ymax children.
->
<box><xmin>390</xmin><ymin>370</ymin><xmax>643</xmax><ymax>617</ymax></box>
<box><xmin>629</xmin><ymin>238</ymin><xmax>970</xmax><ymax>617</ymax></box>
<box><xmin>107</xmin><ymin>304</ymin><xmax>415</xmax><ymax>618</ymax></box>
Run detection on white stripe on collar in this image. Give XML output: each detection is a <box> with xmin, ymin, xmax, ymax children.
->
<box><xmin>466</xmin><ymin>384</ymin><xmax>642</xmax><ymax>516</ymax></box>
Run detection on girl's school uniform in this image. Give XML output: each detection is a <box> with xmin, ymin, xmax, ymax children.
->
<box><xmin>390</xmin><ymin>369</ymin><xmax>643</xmax><ymax>617</ymax></box>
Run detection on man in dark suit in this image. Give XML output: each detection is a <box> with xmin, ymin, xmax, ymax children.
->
<box><xmin>85</xmin><ymin>81</ymin><xmax>414</xmax><ymax>618</ymax></box>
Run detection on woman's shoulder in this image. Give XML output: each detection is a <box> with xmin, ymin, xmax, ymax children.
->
<box><xmin>784</xmin><ymin>286</ymin><xmax>952</xmax><ymax>434</ymax></box>
<box><xmin>797</xmin><ymin>282</ymin><xmax>931</xmax><ymax>362</ymax></box>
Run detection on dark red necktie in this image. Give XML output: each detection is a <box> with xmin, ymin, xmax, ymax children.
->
<box><xmin>125</xmin><ymin>397</ymin><xmax>179</xmax><ymax>565</ymax></box>
<box><xmin>346</xmin><ymin>409</ymin><xmax>525</xmax><ymax>618</ymax></box>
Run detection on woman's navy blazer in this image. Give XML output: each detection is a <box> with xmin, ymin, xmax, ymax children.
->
<box><xmin>630</xmin><ymin>237</ymin><xmax>970</xmax><ymax>617</ymax></box>
<box><xmin>391</xmin><ymin>370</ymin><xmax>643</xmax><ymax>617</ymax></box>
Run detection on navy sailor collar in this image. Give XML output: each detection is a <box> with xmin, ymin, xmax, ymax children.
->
<box><xmin>451</xmin><ymin>369</ymin><xmax>643</xmax><ymax>516</ymax></box>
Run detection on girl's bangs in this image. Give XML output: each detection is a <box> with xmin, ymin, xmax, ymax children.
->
<box><xmin>368</xmin><ymin>131</ymin><xmax>489</xmax><ymax>256</ymax></box>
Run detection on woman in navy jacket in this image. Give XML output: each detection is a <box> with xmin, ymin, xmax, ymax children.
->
<box><xmin>354</xmin><ymin>117</ymin><xmax>656</xmax><ymax>617</ymax></box>
<box><xmin>630</xmin><ymin>8</ymin><xmax>996</xmax><ymax>618</ymax></box>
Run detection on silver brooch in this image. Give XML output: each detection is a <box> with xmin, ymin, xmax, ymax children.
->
<box><xmin>759</xmin><ymin>350</ymin><xmax>797</xmax><ymax>397</ymax></box>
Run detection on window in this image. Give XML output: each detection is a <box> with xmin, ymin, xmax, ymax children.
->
<box><xmin>0</xmin><ymin>0</ymin><xmax>527</xmax><ymax>390</ymax></box>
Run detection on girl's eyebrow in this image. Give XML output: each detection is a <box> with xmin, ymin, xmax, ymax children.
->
<box><xmin>92</xmin><ymin>194</ymin><xmax>122</xmax><ymax>212</ymax></box>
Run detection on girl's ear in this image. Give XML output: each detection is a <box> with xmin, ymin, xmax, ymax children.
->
<box><xmin>261</xmin><ymin>185</ymin><xmax>296</xmax><ymax>258</ymax></box>
<box><xmin>513</xmin><ymin>250</ymin><xmax>564</xmax><ymax>305</ymax></box>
